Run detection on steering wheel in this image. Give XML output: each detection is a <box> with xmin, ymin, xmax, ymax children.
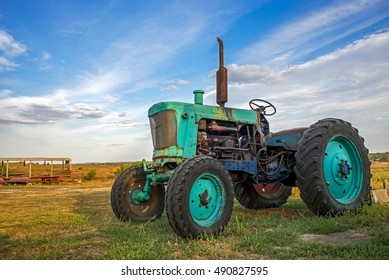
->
<box><xmin>249</xmin><ymin>99</ymin><xmax>276</xmax><ymax>116</ymax></box>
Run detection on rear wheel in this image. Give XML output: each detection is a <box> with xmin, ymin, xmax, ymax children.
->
<box><xmin>234</xmin><ymin>179</ymin><xmax>291</xmax><ymax>209</ymax></box>
<box><xmin>165</xmin><ymin>156</ymin><xmax>234</xmax><ymax>238</ymax></box>
<box><xmin>295</xmin><ymin>118</ymin><xmax>371</xmax><ymax>215</ymax></box>
<box><xmin>110</xmin><ymin>165</ymin><xmax>165</xmax><ymax>221</ymax></box>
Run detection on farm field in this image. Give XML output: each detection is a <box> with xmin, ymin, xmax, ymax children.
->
<box><xmin>0</xmin><ymin>162</ymin><xmax>388</xmax><ymax>260</ymax></box>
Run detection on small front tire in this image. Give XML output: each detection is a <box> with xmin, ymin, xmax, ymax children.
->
<box><xmin>110</xmin><ymin>165</ymin><xmax>165</xmax><ymax>222</ymax></box>
<box><xmin>165</xmin><ymin>156</ymin><xmax>234</xmax><ymax>238</ymax></box>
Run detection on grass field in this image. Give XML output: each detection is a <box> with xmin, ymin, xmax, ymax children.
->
<box><xmin>0</xmin><ymin>162</ymin><xmax>388</xmax><ymax>260</ymax></box>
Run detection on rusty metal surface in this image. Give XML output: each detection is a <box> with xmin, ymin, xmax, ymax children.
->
<box><xmin>208</xmin><ymin>120</ymin><xmax>238</xmax><ymax>133</ymax></box>
<box><xmin>8</xmin><ymin>177</ymin><xmax>32</xmax><ymax>184</ymax></box>
<box><xmin>0</xmin><ymin>178</ymin><xmax>5</xmax><ymax>185</ymax></box>
<box><xmin>149</xmin><ymin>110</ymin><xmax>178</xmax><ymax>149</ymax></box>
<box><xmin>216</xmin><ymin>37</ymin><xmax>228</xmax><ymax>107</ymax></box>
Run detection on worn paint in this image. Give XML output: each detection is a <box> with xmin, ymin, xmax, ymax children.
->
<box><xmin>152</xmin><ymin>146</ymin><xmax>184</xmax><ymax>166</ymax></box>
<box><xmin>265</xmin><ymin>128</ymin><xmax>307</xmax><ymax>150</ymax></box>
<box><xmin>221</xmin><ymin>160</ymin><xmax>257</xmax><ymax>175</ymax></box>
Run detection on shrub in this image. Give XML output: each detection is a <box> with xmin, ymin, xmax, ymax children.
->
<box><xmin>83</xmin><ymin>169</ymin><xmax>97</xmax><ymax>180</ymax></box>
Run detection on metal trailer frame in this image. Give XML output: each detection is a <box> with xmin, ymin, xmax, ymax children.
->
<box><xmin>0</xmin><ymin>157</ymin><xmax>72</xmax><ymax>184</ymax></box>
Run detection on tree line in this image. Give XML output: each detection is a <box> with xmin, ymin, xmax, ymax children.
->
<box><xmin>369</xmin><ymin>152</ymin><xmax>389</xmax><ymax>162</ymax></box>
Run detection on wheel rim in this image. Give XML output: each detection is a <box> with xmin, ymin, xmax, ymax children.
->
<box><xmin>126</xmin><ymin>179</ymin><xmax>158</xmax><ymax>218</ymax></box>
<box><xmin>253</xmin><ymin>182</ymin><xmax>286</xmax><ymax>199</ymax></box>
<box><xmin>323</xmin><ymin>135</ymin><xmax>363</xmax><ymax>204</ymax></box>
<box><xmin>189</xmin><ymin>173</ymin><xmax>225</xmax><ymax>227</ymax></box>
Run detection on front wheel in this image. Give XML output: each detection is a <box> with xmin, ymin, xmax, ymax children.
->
<box><xmin>110</xmin><ymin>165</ymin><xmax>165</xmax><ymax>221</ymax></box>
<box><xmin>165</xmin><ymin>156</ymin><xmax>234</xmax><ymax>238</ymax></box>
<box><xmin>295</xmin><ymin>118</ymin><xmax>371</xmax><ymax>215</ymax></box>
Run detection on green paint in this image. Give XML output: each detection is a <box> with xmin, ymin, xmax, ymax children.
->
<box><xmin>148</xmin><ymin>100</ymin><xmax>257</xmax><ymax>167</ymax></box>
<box><xmin>133</xmin><ymin>169</ymin><xmax>175</xmax><ymax>204</ymax></box>
<box><xmin>131</xmin><ymin>189</ymin><xmax>150</xmax><ymax>204</ymax></box>
<box><xmin>193</xmin><ymin>89</ymin><xmax>204</xmax><ymax>105</ymax></box>
<box><xmin>323</xmin><ymin>135</ymin><xmax>364</xmax><ymax>204</ymax></box>
<box><xmin>189</xmin><ymin>173</ymin><xmax>225</xmax><ymax>227</ymax></box>
<box><xmin>152</xmin><ymin>146</ymin><xmax>184</xmax><ymax>167</ymax></box>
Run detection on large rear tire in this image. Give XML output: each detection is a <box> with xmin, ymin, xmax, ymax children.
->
<box><xmin>165</xmin><ymin>156</ymin><xmax>234</xmax><ymax>238</ymax></box>
<box><xmin>295</xmin><ymin>118</ymin><xmax>371</xmax><ymax>215</ymax></box>
<box><xmin>110</xmin><ymin>165</ymin><xmax>165</xmax><ymax>221</ymax></box>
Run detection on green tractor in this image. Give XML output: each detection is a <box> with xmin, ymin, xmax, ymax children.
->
<box><xmin>111</xmin><ymin>37</ymin><xmax>371</xmax><ymax>238</ymax></box>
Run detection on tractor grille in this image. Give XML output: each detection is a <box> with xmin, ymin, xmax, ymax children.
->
<box><xmin>149</xmin><ymin>110</ymin><xmax>177</xmax><ymax>149</ymax></box>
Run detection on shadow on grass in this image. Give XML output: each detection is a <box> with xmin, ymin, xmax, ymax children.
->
<box><xmin>0</xmin><ymin>234</ymin><xmax>13</xmax><ymax>259</ymax></box>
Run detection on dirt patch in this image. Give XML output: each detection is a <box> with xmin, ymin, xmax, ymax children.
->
<box><xmin>371</xmin><ymin>162</ymin><xmax>389</xmax><ymax>168</ymax></box>
<box><xmin>300</xmin><ymin>230</ymin><xmax>370</xmax><ymax>245</ymax></box>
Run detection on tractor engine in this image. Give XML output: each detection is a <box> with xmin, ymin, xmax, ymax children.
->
<box><xmin>196</xmin><ymin>119</ymin><xmax>240</xmax><ymax>159</ymax></box>
<box><xmin>196</xmin><ymin>117</ymin><xmax>295</xmax><ymax>185</ymax></box>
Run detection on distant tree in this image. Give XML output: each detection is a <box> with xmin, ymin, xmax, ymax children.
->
<box><xmin>369</xmin><ymin>152</ymin><xmax>389</xmax><ymax>162</ymax></box>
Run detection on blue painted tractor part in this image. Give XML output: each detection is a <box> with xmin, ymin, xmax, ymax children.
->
<box><xmin>110</xmin><ymin>38</ymin><xmax>371</xmax><ymax>238</ymax></box>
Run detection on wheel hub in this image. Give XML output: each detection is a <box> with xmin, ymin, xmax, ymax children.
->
<box><xmin>338</xmin><ymin>159</ymin><xmax>352</xmax><ymax>179</ymax></box>
<box><xmin>323</xmin><ymin>135</ymin><xmax>363</xmax><ymax>204</ymax></box>
<box><xmin>131</xmin><ymin>188</ymin><xmax>150</xmax><ymax>205</ymax></box>
<box><xmin>199</xmin><ymin>189</ymin><xmax>212</xmax><ymax>208</ymax></box>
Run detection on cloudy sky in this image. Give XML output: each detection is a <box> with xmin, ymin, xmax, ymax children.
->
<box><xmin>0</xmin><ymin>0</ymin><xmax>388</xmax><ymax>163</ymax></box>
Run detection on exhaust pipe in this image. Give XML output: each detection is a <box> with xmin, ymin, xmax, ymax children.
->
<box><xmin>216</xmin><ymin>37</ymin><xmax>228</xmax><ymax>107</ymax></box>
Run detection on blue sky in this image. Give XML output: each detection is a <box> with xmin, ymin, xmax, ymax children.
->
<box><xmin>1</xmin><ymin>0</ymin><xmax>388</xmax><ymax>163</ymax></box>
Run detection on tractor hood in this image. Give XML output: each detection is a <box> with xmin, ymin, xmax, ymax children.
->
<box><xmin>148</xmin><ymin>101</ymin><xmax>257</xmax><ymax>124</ymax></box>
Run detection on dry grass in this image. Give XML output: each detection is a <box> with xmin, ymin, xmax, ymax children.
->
<box><xmin>371</xmin><ymin>162</ymin><xmax>389</xmax><ymax>190</ymax></box>
<box><xmin>0</xmin><ymin>162</ymin><xmax>388</xmax><ymax>260</ymax></box>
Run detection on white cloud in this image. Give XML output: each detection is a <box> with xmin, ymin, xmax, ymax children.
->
<box><xmin>0</xmin><ymin>55</ymin><xmax>20</xmax><ymax>71</ymax></box>
<box><xmin>0</xmin><ymin>89</ymin><xmax>13</xmax><ymax>97</ymax></box>
<box><xmin>227</xmin><ymin>63</ymin><xmax>283</xmax><ymax>84</ymax></box>
<box><xmin>161</xmin><ymin>85</ymin><xmax>179</xmax><ymax>92</ymax></box>
<box><xmin>239</xmin><ymin>0</ymin><xmax>387</xmax><ymax>64</ymax></box>
<box><xmin>101</xmin><ymin>96</ymin><xmax>118</xmax><ymax>103</ymax></box>
<box><xmin>39</xmin><ymin>51</ymin><xmax>53</xmax><ymax>70</ymax></box>
<box><xmin>0</xmin><ymin>102</ymin><xmax>105</xmax><ymax>124</ymax></box>
<box><xmin>163</xmin><ymin>79</ymin><xmax>191</xmax><ymax>85</ymax></box>
<box><xmin>0</xmin><ymin>29</ymin><xmax>27</xmax><ymax>71</ymax></box>
<box><xmin>0</xmin><ymin>29</ymin><xmax>27</xmax><ymax>56</ymax></box>
<box><xmin>176</xmin><ymin>79</ymin><xmax>190</xmax><ymax>85</ymax></box>
<box><xmin>159</xmin><ymin>79</ymin><xmax>191</xmax><ymax>92</ymax></box>
<box><xmin>42</xmin><ymin>51</ymin><xmax>51</xmax><ymax>61</ymax></box>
